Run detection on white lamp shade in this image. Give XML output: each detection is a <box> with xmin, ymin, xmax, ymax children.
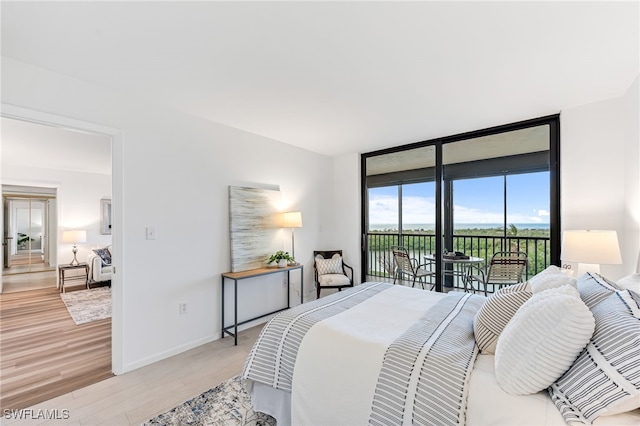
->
<box><xmin>283</xmin><ymin>211</ymin><xmax>302</xmax><ymax>228</ymax></box>
<box><xmin>561</xmin><ymin>230</ymin><xmax>622</xmax><ymax>265</ymax></box>
<box><xmin>62</xmin><ymin>229</ymin><xmax>87</xmax><ymax>244</ymax></box>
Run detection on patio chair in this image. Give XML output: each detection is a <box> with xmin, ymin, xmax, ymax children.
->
<box><xmin>469</xmin><ymin>251</ymin><xmax>528</xmax><ymax>295</ymax></box>
<box><xmin>391</xmin><ymin>246</ymin><xmax>435</xmax><ymax>290</ymax></box>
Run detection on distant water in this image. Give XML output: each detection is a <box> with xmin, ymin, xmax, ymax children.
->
<box><xmin>369</xmin><ymin>223</ymin><xmax>550</xmax><ymax>231</ymax></box>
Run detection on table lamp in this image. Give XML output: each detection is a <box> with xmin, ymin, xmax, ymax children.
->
<box><xmin>62</xmin><ymin>229</ymin><xmax>87</xmax><ymax>266</ymax></box>
<box><xmin>283</xmin><ymin>211</ymin><xmax>302</xmax><ymax>263</ymax></box>
<box><xmin>561</xmin><ymin>230</ymin><xmax>622</xmax><ymax>276</ymax></box>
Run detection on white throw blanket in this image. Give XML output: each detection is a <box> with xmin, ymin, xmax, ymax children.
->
<box><xmin>291</xmin><ymin>286</ymin><xmax>482</xmax><ymax>425</ymax></box>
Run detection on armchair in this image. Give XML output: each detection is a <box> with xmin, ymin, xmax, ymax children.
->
<box><xmin>313</xmin><ymin>250</ymin><xmax>354</xmax><ymax>299</ymax></box>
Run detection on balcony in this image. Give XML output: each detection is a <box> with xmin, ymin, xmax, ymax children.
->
<box><xmin>366</xmin><ymin>231</ymin><xmax>551</xmax><ymax>292</ymax></box>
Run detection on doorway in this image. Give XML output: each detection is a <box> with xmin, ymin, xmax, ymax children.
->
<box><xmin>2</xmin><ymin>186</ymin><xmax>58</xmax><ymax>292</ymax></box>
<box><xmin>0</xmin><ymin>111</ymin><xmax>116</xmax><ymax>408</ymax></box>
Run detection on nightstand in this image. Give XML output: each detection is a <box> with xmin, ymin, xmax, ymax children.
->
<box><xmin>58</xmin><ymin>263</ymin><xmax>90</xmax><ymax>293</ymax></box>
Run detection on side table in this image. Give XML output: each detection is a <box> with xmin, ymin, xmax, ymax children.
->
<box><xmin>58</xmin><ymin>263</ymin><xmax>90</xmax><ymax>293</ymax></box>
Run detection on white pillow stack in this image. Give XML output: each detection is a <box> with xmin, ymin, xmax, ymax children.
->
<box><xmin>495</xmin><ymin>285</ymin><xmax>595</xmax><ymax>395</ymax></box>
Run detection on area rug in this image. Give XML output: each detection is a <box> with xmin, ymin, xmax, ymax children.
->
<box><xmin>142</xmin><ymin>375</ymin><xmax>276</xmax><ymax>426</ymax></box>
<box><xmin>60</xmin><ymin>287</ymin><xmax>111</xmax><ymax>325</ymax></box>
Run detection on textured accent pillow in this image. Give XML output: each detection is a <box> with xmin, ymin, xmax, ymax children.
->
<box><xmin>549</xmin><ymin>290</ymin><xmax>640</xmax><ymax>423</ymax></box>
<box><xmin>617</xmin><ymin>274</ymin><xmax>640</xmax><ymax>294</ymax></box>
<box><xmin>473</xmin><ymin>282</ymin><xmax>532</xmax><ymax>354</ymax></box>
<box><xmin>92</xmin><ymin>247</ymin><xmax>112</xmax><ymax>266</ymax></box>
<box><xmin>576</xmin><ymin>272</ymin><xmax>619</xmax><ymax>309</ymax></box>
<box><xmin>315</xmin><ymin>255</ymin><xmax>343</xmax><ymax>275</ymax></box>
<box><xmin>495</xmin><ymin>285</ymin><xmax>595</xmax><ymax>395</ymax></box>
<box><xmin>529</xmin><ymin>273</ymin><xmax>577</xmax><ymax>294</ymax></box>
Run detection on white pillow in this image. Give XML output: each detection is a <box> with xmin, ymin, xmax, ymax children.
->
<box><xmin>617</xmin><ymin>274</ymin><xmax>640</xmax><ymax>294</ymax></box>
<box><xmin>495</xmin><ymin>285</ymin><xmax>595</xmax><ymax>395</ymax></box>
<box><xmin>529</xmin><ymin>273</ymin><xmax>577</xmax><ymax>294</ymax></box>
<box><xmin>537</xmin><ymin>265</ymin><xmax>574</xmax><ymax>277</ymax></box>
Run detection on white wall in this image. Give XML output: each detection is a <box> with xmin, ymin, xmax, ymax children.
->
<box><xmin>328</xmin><ymin>153</ymin><xmax>362</xmax><ymax>285</ymax></box>
<box><xmin>561</xmin><ymin>76</ymin><xmax>639</xmax><ymax>279</ymax></box>
<box><xmin>2</xmin><ymin>165</ymin><xmax>112</xmax><ymax>264</ymax></box>
<box><xmin>2</xmin><ymin>57</ymin><xmax>333</xmax><ymax>374</ymax></box>
<box><xmin>623</xmin><ymin>76</ymin><xmax>640</xmax><ymax>273</ymax></box>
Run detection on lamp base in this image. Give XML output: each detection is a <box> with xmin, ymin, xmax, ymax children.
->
<box><xmin>577</xmin><ymin>263</ymin><xmax>600</xmax><ymax>276</ymax></box>
<box><xmin>70</xmin><ymin>245</ymin><xmax>79</xmax><ymax>266</ymax></box>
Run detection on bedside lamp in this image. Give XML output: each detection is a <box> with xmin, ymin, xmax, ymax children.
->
<box><xmin>561</xmin><ymin>230</ymin><xmax>622</xmax><ymax>276</ymax></box>
<box><xmin>283</xmin><ymin>211</ymin><xmax>302</xmax><ymax>262</ymax></box>
<box><xmin>62</xmin><ymin>229</ymin><xmax>87</xmax><ymax>266</ymax></box>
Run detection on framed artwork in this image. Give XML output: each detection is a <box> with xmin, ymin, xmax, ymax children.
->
<box><xmin>229</xmin><ymin>186</ymin><xmax>281</xmax><ymax>272</ymax></box>
<box><xmin>100</xmin><ymin>198</ymin><xmax>112</xmax><ymax>235</ymax></box>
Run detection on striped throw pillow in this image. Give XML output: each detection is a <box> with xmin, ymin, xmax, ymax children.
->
<box><xmin>549</xmin><ymin>290</ymin><xmax>640</xmax><ymax>423</ymax></box>
<box><xmin>576</xmin><ymin>272</ymin><xmax>619</xmax><ymax>309</ymax></box>
<box><xmin>473</xmin><ymin>282</ymin><xmax>532</xmax><ymax>354</ymax></box>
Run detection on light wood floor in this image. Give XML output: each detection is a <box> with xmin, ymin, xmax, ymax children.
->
<box><xmin>2</xmin><ymin>324</ymin><xmax>262</xmax><ymax>425</ymax></box>
<box><xmin>0</xmin><ymin>287</ymin><xmax>113</xmax><ymax>412</ymax></box>
<box><xmin>2</xmin><ymin>270</ymin><xmax>58</xmax><ymax>293</ymax></box>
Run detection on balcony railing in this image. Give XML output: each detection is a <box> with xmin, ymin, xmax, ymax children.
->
<box><xmin>367</xmin><ymin>231</ymin><xmax>550</xmax><ymax>290</ymax></box>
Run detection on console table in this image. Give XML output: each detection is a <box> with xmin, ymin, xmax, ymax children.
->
<box><xmin>221</xmin><ymin>265</ymin><xmax>304</xmax><ymax>345</ymax></box>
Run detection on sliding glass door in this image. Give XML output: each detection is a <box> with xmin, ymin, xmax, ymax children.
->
<box><xmin>362</xmin><ymin>115</ymin><xmax>559</xmax><ymax>292</ymax></box>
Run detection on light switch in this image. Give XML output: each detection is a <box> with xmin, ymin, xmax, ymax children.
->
<box><xmin>146</xmin><ymin>226</ymin><xmax>156</xmax><ymax>240</ymax></box>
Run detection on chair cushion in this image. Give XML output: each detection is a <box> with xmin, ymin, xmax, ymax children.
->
<box><xmin>318</xmin><ymin>274</ymin><xmax>351</xmax><ymax>286</ymax></box>
<box><xmin>549</xmin><ymin>290</ymin><xmax>640</xmax><ymax>422</ymax></box>
<box><xmin>473</xmin><ymin>282</ymin><xmax>532</xmax><ymax>355</ymax></box>
<box><xmin>316</xmin><ymin>255</ymin><xmax>343</xmax><ymax>275</ymax></box>
<box><xmin>495</xmin><ymin>285</ymin><xmax>595</xmax><ymax>395</ymax></box>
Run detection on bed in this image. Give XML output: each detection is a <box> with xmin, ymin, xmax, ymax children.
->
<box><xmin>241</xmin><ymin>272</ymin><xmax>640</xmax><ymax>425</ymax></box>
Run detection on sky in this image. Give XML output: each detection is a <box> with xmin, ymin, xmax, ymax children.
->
<box><xmin>368</xmin><ymin>171</ymin><xmax>550</xmax><ymax>226</ymax></box>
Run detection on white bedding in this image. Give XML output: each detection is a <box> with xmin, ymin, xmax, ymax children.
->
<box><xmin>245</xmin><ymin>283</ymin><xmax>640</xmax><ymax>425</ymax></box>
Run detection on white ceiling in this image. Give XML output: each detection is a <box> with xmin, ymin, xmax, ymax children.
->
<box><xmin>1</xmin><ymin>117</ymin><xmax>112</xmax><ymax>175</ymax></box>
<box><xmin>1</xmin><ymin>1</ymin><xmax>638</xmax><ymax>157</ymax></box>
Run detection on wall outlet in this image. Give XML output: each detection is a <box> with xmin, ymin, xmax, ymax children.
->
<box><xmin>179</xmin><ymin>302</ymin><xmax>187</xmax><ymax>315</ymax></box>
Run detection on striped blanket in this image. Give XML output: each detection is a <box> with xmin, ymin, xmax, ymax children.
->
<box><xmin>242</xmin><ymin>282</ymin><xmax>484</xmax><ymax>425</ymax></box>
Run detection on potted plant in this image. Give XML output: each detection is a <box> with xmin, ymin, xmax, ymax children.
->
<box><xmin>267</xmin><ymin>250</ymin><xmax>294</xmax><ymax>267</ymax></box>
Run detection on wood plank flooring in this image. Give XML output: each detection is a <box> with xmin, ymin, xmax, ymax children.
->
<box><xmin>2</xmin><ymin>323</ymin><xmax>262</xmax><ymax>425</ymax></box>
<box><xmin>2</xmin><ymin>270</ymin><xmax>58</xmax><ymax>293</ymax></box>
<box><xmin>0</xmin><ymin>287</ymin><xmax>112</xmax><ymax>411</ymax></box>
